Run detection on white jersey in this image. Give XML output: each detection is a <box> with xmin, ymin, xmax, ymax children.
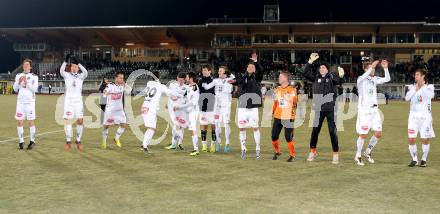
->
<box><xmin>142</xmin><ymin>81</ymin><xmax>174</xmax><ymax>112</ymax></box>
<box><xmin>175</xmin><ymin>84</ymin><xmax>200</xmax><ymax>112</ymax></box>
<box><xmin>60</xmin><ymin>62</ymin><xmax>88</xmax><ymax>98</ymax></box>
<box><xmin>405</xmin><ymin>84</ymin><xmax>434</xmax><ymax>114</ymax></box>
<box><xmin>104</xmin><ymin>83</ymin><xmax>125</xmax><ymax>112</ymax></box>
<box><xmin>13</xmin><ymin>72</ymin><xmax>38</xmax><ymax>103</ymax></box>
<box><xmin>357</xmin><ymin>68</ymin><xmax>390</xmax><ymax>110</ymax></box>
<box><xmin>202</xmin><ymin>74</ymin><xmax>234</xmax><ymax>106</ymax></box>
<box><xmin>168</xmin><ymin>81</ymin><xmax>189</xmax><ymax>108</ymax></box>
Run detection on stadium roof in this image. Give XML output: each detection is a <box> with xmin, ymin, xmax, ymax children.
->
<box><xmin>1</xmin><ymin>22</ymin><xmax>440</xmax><ymax>48</ymax></box>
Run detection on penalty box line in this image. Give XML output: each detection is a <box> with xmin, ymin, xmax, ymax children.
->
<box><xmin>0</xmin><ymin>129</ymin><xmax>65</xmax><ymax>144</ymax></box>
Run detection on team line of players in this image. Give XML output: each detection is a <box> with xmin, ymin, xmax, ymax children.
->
<box><xmin>13</xmin><ymin>55</ymin><xmax>435</xmax><ymax>166</ymax></box>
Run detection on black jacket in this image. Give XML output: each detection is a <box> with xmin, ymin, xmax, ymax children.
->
<box><xmin>198</xmin><ymin>76</ymin><xmax>215</xmax><ymax>112</ymax></box>
<box><xmin>304</xmin><ymin>63</ymin><xmax>343</xmax><ymax>111</ymax></box>
<box><xmin>236</xmin><ymin>62</ymin><xmax>264</xmax><ymax>109</ymax></box>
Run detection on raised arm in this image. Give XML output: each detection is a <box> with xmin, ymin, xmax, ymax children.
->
<box><xmin>254</xmin><ymin>62</ymin><xmax>264</xmax><ymax>82</ymax></box>
<box><xmin>357</xmin><ymin>68</ymin><xmax>373</xmax><ymax>83</ymax></box>
<box><xmin>377</xmin><ymin>60</ymin><xmax>391</xmax><ymax>84</ymax></box>
<box><xmin>376</xmin><ymin>68</ymin><xmax>391</xmax><ymax>85</ymax></box>
<box><xmin>357</xmin><ymin>60</ymin><xmax>380</xmax><ymax>83</ymax></box>
<box><xmin>405</xmin><ymin>84</ymin><xmax>417</xmax><ymax>101</ymax></box>
<box><xmin>303</xmin><ymin>63</ymin><xmax>316</xmax><ymax>82</ymax></box>
<box><xmin>78</xmin><ymin>64</ymin><xmax>88</xmax><ymax>80</ymax></box>
<box><xmin>60</xmin><ymin>62</ymin><xmax>68</xmax><ymax>78</ymax></box>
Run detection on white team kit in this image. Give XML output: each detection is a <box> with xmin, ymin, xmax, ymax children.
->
<box><xmin>141</xmin><ymin>80</ymin><xmax>178</xmax><ymax>129</ymax></box>
<box><xmin>356</xmin><ymin>67</ymin><xmax>390</xmax><ymax>134</ymax></box>
<box><xmin>237</xmin><ymin>107</ymin><xmax>259</xmax><ymax>129</ymax></box>
<box><xmin>202</xmin><ymin>75</ymin><xmax>234</xmax><ymax>125</ymax></box>
<box><xmin>13</xmin><ymin>72</ymin><xmax>39</xmax><ymax>121</ymax></box>
<box><xmin>60</xmin><ymin>62</ymin><xmax>88</xmax><ymax>120</ymax></box>
<box><xmin>167</xmin><ymin>81</ymin><xmax>190</xmax><ymax>127</ymax></box>
<box><xmin>173</xmin><ymin>84</ymin><xmax>200</xmax><ymax>131</ymax></box>
<box><xmin>103</xmin><ymin>83</ymin><xmax>127</xmax><ymax>125</ymax></box>
<box><xmin>199</xmin><ymin>111</ymin><xmax>216</xmax><ymax>126</ymax></box>
<box><xmin>406</xmin><ymin>84</ymin><xmax>435</xmax><ymax>139</ymax></box>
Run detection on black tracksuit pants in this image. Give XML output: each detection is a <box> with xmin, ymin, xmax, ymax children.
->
<box><xmin>309</xmin><ymin>110</ymin><xmax>339</xmax><ymax>152</ymax></box>
<box><xmin>271</xmin><ymin>118</ymin><xmax>294</xmax><ymax>142</ymax></box>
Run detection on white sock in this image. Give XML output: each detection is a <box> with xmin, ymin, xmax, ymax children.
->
<box><xmin>177</xmin><ymin>129</ymin><xmax>184</xmax><ymax>145</ymax></box>
<box><xmin>102</xmin><ymin>127</ymin><xmax>109</xmax><ymax>143</ymax></box>
<box><xmin>202</xmin><ymin>141</ymin><xmax>207</xmax><ymax>146</ymax></box>
<box><xmin>239</xmin><ymin>130</ymin><xmax>246</xmax><ymax>151</ymax></box>
<box><xmin>366</xmin><ymin>136</ymin><xmax>379</xmax><ymax>154</ymax></box>
<box><xmin>192</xmin><ymin>135</ymin><xmax>199</xmax><ymax>151</ymax></box>
<box><xmin>76</xmin><ymin>125</ymin><xmax>83</xmax><ymax>142</ymax></box>
<box><xmin>225</xmin><ymin>124</ymin><xmax>231</xmax><ymax>145</ymax></box>
<box><xmin>215</xmin><ymin>123</ymin><xmax>222</xmax><ymax>144</ymax></box>
<box><xmin>142</xmin><ymin>129</ymin><xmax>155</xmax><ymax>148</ymax></box>
<box><xmin>422</xmin><ymin>144</ymin><xmax>430</xmax><ymax>161</ymax></box>
<box><xmin>408</xmin><ymin>144</ymin><xmax>418</xmax><ymax>161</ymax></box>
<box><xmin>65</xmin><ymin>124</ymin><xmax>72</xmax><ymax>142</ymax></box>
<box><xmin>29</xmin><ymin>126</ymin><xmax>36</xmax><ymax>142</ymax></box>
<box><xmin>17</xmin><ymin>126</ymin><xmax>24</xmax><ymax>143</ymax></box>
<box><xmin>171</xmin><ymin>126</ymin><xmax>177</xmax><ymax>146</ymax></box>
<box><xmin>115</xmin><ymin>127</ymin><xmax>125</xmax><ymax>140</ymax></box>
<box><xmin>356</xmin><ymin>137</ymin><xmax>365</xmax><ymax>157</ymax></box>
<box><xmin>253</xmin><ymin>129</ymin><xmax>261</xmax><ymax>151</ymax></box>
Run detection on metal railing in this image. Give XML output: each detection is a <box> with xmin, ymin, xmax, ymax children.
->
<box><xmin>207</xmin><ymin>18</ymin><xmax>264</xmax><ymax>24</ymax></box>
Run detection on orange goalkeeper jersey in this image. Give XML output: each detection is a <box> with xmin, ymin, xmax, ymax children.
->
<box><xmin>272</xmin><ymin>85</ymin><xmax>298</xmax><ymax>120</ymax></box>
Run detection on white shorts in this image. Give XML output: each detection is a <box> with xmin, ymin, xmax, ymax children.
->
<box><xmin>175</xmin><ymin>110</ymin><xmax>198</xmax><ymax>131</ymax></box>
<box><xmin>188</xmin><ymin>111</ymin><xmax>198</xmax><ymax>131</ymax></box>
<box><xmin>199</xmin><ymin>111</ymin><xmax>215</xmax><ymax>125</ymax></box>
<box><xmin>15</xmin><ymin>101</ymin><xmax>36</xmax><ymax>120</ymax></box>
<box><xmin>408</xmin><ymin>112</ymin><xmax>435</xmax><ymax>139</ymax></box>
<box><xmin>103</xmin><ymin>109</ymin><xmax>127</xmax><ymax>126</ymax></box>
<box><xmin>237</xmin><ymin>108</ymin><xmax>259</xmax><ymax>129</ymax></box>
<box><xmin>174</xmin><ymin>110</ymin><xmax>189</xmax><ymax>128</ymax></box>
<box><xmin>356</xmin><ymin>108</ymin><xmax>382</xmax><ymax>134</ymax></box>
<box><xmin>63</xmin><ymin>98</ymin><xmax>84</xmax><ymax>120</ymax></box>
<box><xmin>215</xmin><ymin>105</ymin><xmax>231</xmax><ymax>124</ymax></box>
<box><xmin>142</xmin><ymin>105</ymin><xmax>157</xmax><ymax>129</ymax></box>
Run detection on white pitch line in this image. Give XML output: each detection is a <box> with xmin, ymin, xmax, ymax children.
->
<box><xmin>0</xmin><ymin>129</ymin><xmax>65</xmax><ymax>144</ymax></box>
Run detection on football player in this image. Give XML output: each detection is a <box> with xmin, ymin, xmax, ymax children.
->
<box><xmin>13</xmin><ymin>59</ymin><xmax>38</xmax><ymax>150</ymax></box>
<box><xmin>354</xmin><ymin>59</ymin><xmax>390</xmax><ymax>165</ymax></box>
<box><xmin>405</xmin><ymin>69</ymin><xmax>435</xmax><ymax>167</ymax></box>
<box><xmin>101</xmin><ymin>71</ymin><xmax>130</xmax><ymax>149</ymax></box>
<box><xmin>271</xmin><ymin>71</ymin><xmax>298</xmax><ymax>162</ymax></box>
<box><xmin>201</xmin><ymin>66</ymin><xmax>235</xmax><ymax>152</ymax></box>
<box><xmin>60</xmin><ymin>54</ymin><xmax>88</xmax><ymax>151</ymax></box>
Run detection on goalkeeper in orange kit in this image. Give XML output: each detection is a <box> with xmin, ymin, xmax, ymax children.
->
<box><xmin>271</xmin><ymin>70</ymin><xmax>298</xmax><ymax>162</ymax></box>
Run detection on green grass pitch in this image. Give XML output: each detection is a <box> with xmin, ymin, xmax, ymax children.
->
<box><xmin>0</xmin><ymin>95</ymin><xmax>439</xmax><ymax>213</ymax></box>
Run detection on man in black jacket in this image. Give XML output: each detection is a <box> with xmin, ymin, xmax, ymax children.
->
<box><xmin>198</xmin><ymin>64</ymin><xmax>217</xmax><ymax>153</ymax></box>
<box><xmin>236</xmin><ymin>52</ymin><xmax>264</xmax><ymax>160</ymax></box>
<box><xmin>303</xmin><ymin>53</ymin><xmax>344</xmax><ymax>164</ymax></box>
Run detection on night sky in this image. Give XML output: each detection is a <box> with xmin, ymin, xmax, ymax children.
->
<box><xmin>1</xmin><ymin>0</ymin><xmax>439</xmax><ymax>72</ymax></box>
<box><xmin>0</xmin><ymin>0</ymin><xmax>439</xmax><ymax>27</ymax></box>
